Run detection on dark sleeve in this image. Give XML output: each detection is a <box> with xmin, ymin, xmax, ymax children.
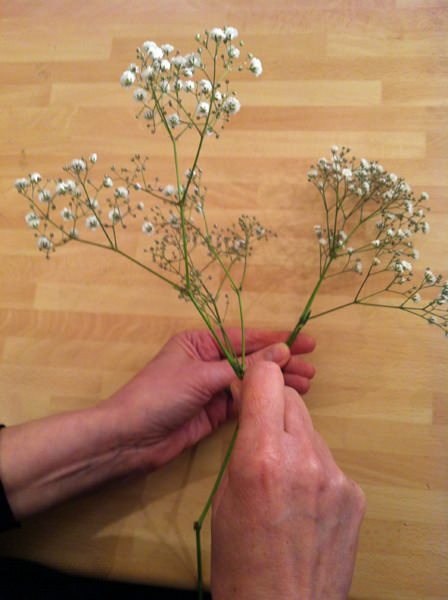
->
<box><xmin>0</xmin><ymin>425</ymin><xmax>20</xmax><ymax>532</ymax></box>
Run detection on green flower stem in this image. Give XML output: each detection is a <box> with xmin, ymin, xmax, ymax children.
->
<box><xmin>194</xmin><ymin>422</ymin><xmax>240</xmax><ymax>600</ymax></box>
<box><xmin>287</xmin><ymin>259</ymin><xmax>333</xmax><ymax>346</ymax></box>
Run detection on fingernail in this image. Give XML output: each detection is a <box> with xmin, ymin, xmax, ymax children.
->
<box><xmin>265</xmin><ymin>342</ymin><xmax>289</xmax><ymax>364</ymax></box>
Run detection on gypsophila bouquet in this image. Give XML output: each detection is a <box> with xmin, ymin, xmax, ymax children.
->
<box><xmin>14</xmin><ymin>27</ymin><xmax>447</xmax><ymax>599</ymax></box>
<box><xmin>286</xmin><ymin>145</ymin><xmax>447</xmax><ymax>343</ymax></box>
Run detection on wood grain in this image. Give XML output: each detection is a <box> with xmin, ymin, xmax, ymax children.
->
<box><xmin>0</xmin><ymin>1</ymin><xmax>447</xmax><ymax>598</ymax></box>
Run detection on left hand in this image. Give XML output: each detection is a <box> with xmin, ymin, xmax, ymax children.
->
<box><xmin>104</xmin><ymin>328</ymin><xmax>316</xmax><ymax>470</ymax></box>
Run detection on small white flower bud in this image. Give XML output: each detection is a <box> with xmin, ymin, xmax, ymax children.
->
<box><xmin>120</xmin><ymin>70</ymin><xmax>135</xmax><ymax>87</ymax></box>
<box><xmin>142</xmin><ymin>221</ymin><xmax>155</xmax><ymax>235</ymax></box>
<box><xmin>249</xmin><ymin>57</ymin><xmax>263</xmax><ymax>77</ymax></box>
<box><xmin>30</xmin><ymin>172</ymin><xmax>42</xmax><ymax>183</ymax></box>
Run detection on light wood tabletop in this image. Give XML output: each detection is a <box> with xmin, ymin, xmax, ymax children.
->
<box><xmin>0</xmin><ymin>1</ymin><xmax>447</xmax><ymax>598</ymax></box>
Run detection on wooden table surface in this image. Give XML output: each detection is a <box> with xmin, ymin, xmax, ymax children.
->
<box><xmin>0</xmin><ymin>1</ymin><xmax>447</xmax><ymax>598</ymax></box>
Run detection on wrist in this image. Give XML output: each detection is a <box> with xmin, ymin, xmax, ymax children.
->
<box><xmin>0</xmin><ymin>405</ymin><xmax>143</xmax><ymax>520</ymax></box>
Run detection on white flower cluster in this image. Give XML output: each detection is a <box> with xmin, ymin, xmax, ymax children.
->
<box><xmin>14</xmin><ymin>154</ymin><xmax>149</xmax><ymax>256</ymax></box>
<box><xmin>307</xmin><ymin>147</ymin><xmax>447</xmax><ymax>336</ymax></box>
<box><xmin>119</xmin><ymin>28</ymin><xmax>262</xmax><ymax>137</ymax></box>
<box><xmin>309</xmin><ymin>146</ymin><xmax>430</xmax><ymax>272</ymax></box>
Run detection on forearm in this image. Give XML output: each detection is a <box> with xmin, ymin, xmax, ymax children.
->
<box><xmin>0</xmin><ymin>404</ymin><xmax>143</xmax><ymax>521</ymax></box>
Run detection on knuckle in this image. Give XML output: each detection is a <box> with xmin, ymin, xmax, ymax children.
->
<box><xmin>232</xmin><ymin>443</ymin><xmax>282</xmax><ymax>491</ymax></box>
<box><xmin>300</xmin><ymin>454</ymin><xmax>326</xmax><ymax>491</ymax></box>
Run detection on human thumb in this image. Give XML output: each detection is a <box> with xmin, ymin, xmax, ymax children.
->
<box><xmin>205</xmin><ymin>342</ymin><xmax>290</xmax><ymax>397</ymax></box>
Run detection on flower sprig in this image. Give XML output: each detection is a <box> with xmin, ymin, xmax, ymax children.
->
<box><xmin>120</xmin><ymin>26</ymin><xmax>261</xmax><ymax>139</ymax></box>
<box><xmin>287</xmin><ymin>146</ymin><xmax>447</xmax><ymax>343</ymax></box>
<box><xmin>14</xmin><ymin>27</ymin><xmax>268</xmax><ymax>383</ymax></box>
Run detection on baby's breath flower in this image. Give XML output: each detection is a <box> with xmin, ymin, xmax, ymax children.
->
<box><xmin>342</xmin><ymin>168</ymin><xmax>352</xmax><ymax>180</ymax></box>
<box><xmin>224</xmin><ymin>26</ymin><xmax>238</xmax><ymax>40</ymax></box>
<box><xmin>171</xmin><ymin>55</ymin><xmax>186</xmax><ymax>69</ymax></box>
<box><xmin>14</xmin><ymin>178</ymin><xmax>30</xmax><ymax>191</ymax></box>
<box><xmin>71</xmin><ymin>159</ymin><xmax>86</xmax><ymax>172</ymax></box>
<box><xmin>337</xmin><ymin>230</ymin><xmax>347</xmax><ymax>246</ymax></box>
<box><xmin>161</xmin><ymin>43</ymin><xmax>174</xmax><ymax>55</ymax></box>
<box><xmin>361</xmin><ymin>181</ymin><xmax>370</xmax><ymax>194</ymax></box>
<box><xmin>196</xmin><ymin>102</ymin><xmax>210</xmax><ymax>117</ymax></box>
<box><xmin>37</xmin><ymin>236</ymin><xmax>52</xmax><ymax>250</ymax></box>
<box><xmin>354</xmin><ymin>259</ymin><xmax>362</xmax><ymax>274</ymax></box>
<box><xmin>30</xmin><ymin>172</ymin><xmax>42</xmax><ymax>183</ymax></box>
<box><xmin>160</xmin><ymin>59</ymin><xmax>171</xmax><ymax>72</ymax></box>
<box><xmin>167</xmin><ymin>113</ymin><xmax>180</xmax><ymax>129</ymax></box>
<box><xmin>114</xmin><ymin>186</ymin><xmax>128</xmax><ymax>199</ymax></box>
<box><xmin>405</xmin><ymin>200</ymin><xmax>413</xmax><ymax>215</ymax></box>
<box><xmin>424</xmin><ymin>268</ymin><xmax>437</xmax><ymax>284</ymax></box>
<box><xmin>199</xmin><ymin>79</ymin><xmax>212</xmax><ymax>94</ymax></box>
<box><xmin>103</xmin><ymin>176</ymin><xmax>113</xmax><ymax>188</ymax></box>
<box><xmin>372</xmin><ymin>239</ymin><xmax>381</xmax><ymax>248</ymax></box>
<box><xmin>227</xmin><ymin>45</ymin><xmax>240</xmax><ymax>59</ymax></box>
<box><xmin>142</xmin><ymin>221</ymin><xmax>155</xmax><ymax>235</ymax></box>
<box><xmin>86</xmin><ymin>197</ymin><xmax>99</xmax><ymax>209</ymax></box>
<box><xmin>222</xmin><ymin>97</ymin><xmax>241</xmax><ymax>114</ymax></box>
<box><xmin>412</xmin><ymin>293</ymin><xmax>421</xmax><ymax>304</ymax></box>
<box><xmin>25</xmin><ymin>212</ymin><xmax>40</xmax><ymax>228</ymax></box>
<box><xmin>38</xmin><ymin>190</ymin><xmax>51</xmax><ymax>203</ymax></box>
<box><xmin>86</xmin><ymin>215</ymin><xmax>99</xmax><ymax>230</ymax></box>
<box><xmin>64</xmin><ymin>180</ymin><xmax>76</xmax><ymax>193</ymax></box>
<box><xmin>142</xmin><ymin>40</ymin><xmax>157</xmax><ymax>54</ymax></box>
<box><xmin>360</xmin><ymin>158</ymin><xmax>369</xmax><ymax>169</ymax></box>
<box><xmin>421</xmin><ymin>222</ymin><xmax>430</xmax><ymax>234</ymax></box>
<box><xmin>249</xmin><ymin>57</ymin><xmax>263</xmax><ymax>77</ymax></box>
<box><xmin>133</xmin><ymin>88</ymin><xmax>147</xmax><ymax>102</ymax></box>
<box><xmin>186</xmin><ymin>52</ymin><xmax>201</xmax><ymax>68</ymax></box>
<box><xmin>120</xmin><ymin>70</ymin><xmax>135</xmax><ymax>87</ymax></box>
<box><xmin>160</xmin><ymin>79</ymin><xmax>170</xmax><ymax>94</ymax></box>
<box><xmin>147</xmin><ymin>45</ymin><xmax>164</xmax><ymax>60</ymax></box>
<box><xmin>89</xmin><ymin>153</ymin><xmax>97</xmax><ymax>164</ymax></box>
<box><xmin>209</xmin><ymin>27</ymin><xmax>225</xmax><ymax>42</ymax></box>
<box><xmin>141</xmin><ymin>66</ymin><xmax>154</xmax><ymax>81</ymax></box>
<box><xmin>61</xmin><ymin>207</ymin><xmax>73</xmax><ymax>221</ymax></box>
<box><xmin>55</xmin><ymin>182</ymin><xmax>67</xmax><ymax>195</ymax></box>
<box><xmin>184</xmin><ymin>80</ymin><xmax>195</xmax><ymax>92</ymax></box>
<box><xmin>109</xmin><ymin>208</ymin><xmax>122</xmax><ymax>223</ymax></box>
<box><xmin>163</xmin><ymin>185</ymin><xmax>175</xmax><ymax>196</ymax></box>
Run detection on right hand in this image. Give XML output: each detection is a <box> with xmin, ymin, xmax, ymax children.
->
<box><xmin>211</xmin><ymin>362</ymin><xmax>366</xmax><ymax>600</ymax></box>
